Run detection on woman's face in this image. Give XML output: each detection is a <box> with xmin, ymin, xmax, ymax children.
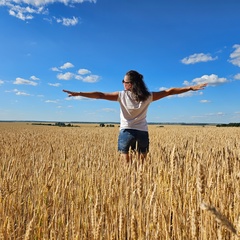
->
<box><xmin>122</xmin><ymin>75</ymin><xmax>132</xmax><ymax>91</ymax></box>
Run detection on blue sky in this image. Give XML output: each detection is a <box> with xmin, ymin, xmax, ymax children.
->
<box><xmin>0</xmin><ymin>0</ymin><xmax>240</xmax><ymax>123</ymax></box>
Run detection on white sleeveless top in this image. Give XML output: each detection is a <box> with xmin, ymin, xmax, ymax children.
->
<box><xmin>118</xmin><ymin>90</ymin><xmax>153</xmax><ymax>132</ymax></box>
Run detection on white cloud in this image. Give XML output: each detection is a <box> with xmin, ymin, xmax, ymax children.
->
<box><xmin>51</xmin><ymin>62</ymin><xmax>74</xmax><ymax>73</ymax></box>
<box><xmin>57</xmin><ymin>72</ymin><xmax>74</xmax><ymax>80</ymax></box>
<box><xmin>13</xmin><ymin>77</ymin><xmax>38</xmax><ymax>86</ymax></box>
<box><xmin>75</xmin><ymin>75</ymin><xmax>83</xmax><ymax>80</ymax></box>
<box><xmin>181</xmin><ymin>53</ymin><xmax>218</xmax><ymax>65</ymax></box>
<box><xmin>158</xmin><ymin>87</ymin><xmax>167</xmax><ymax>91</ymax></box>
<box><xmin>0</xmin><ymin>80</ymin><xmax>4</xmax><ymax>85</ymax></box>
<box><xmin>45</xmin><ymin>100</ymin><xmax>59</xmax><ymax>103</ymax></box>
<box><xmin>65</xmin><ymin>96</ymin><xmax>86</xmax><ymax>100</ymax></box>
<box><xmin>55</xmin><ymin>16</ymin><xmax>79</xmax><ymax>26</ymax></box>
<box><xmin>200</xmin><ymin>100</ymin><xmax>211</xmax><ymax>103</ymax></box>
<box><xmin>30</xmin><ymin>75</ymin><xmax>40</xmax><ymax>80</ymax></box>
<box><xmin>9</xmin><ymin>9</ymin><xmax>33</xmax><ymax>21</ymax></box>
<box><xmin>54</xmin><ymin>64</ymin><xmax>100</xmax><ymax>83</ymax></box>
<box><xmin>191</xmin><ymin>74</ymin><xmax>228</xmax><ymax>86</ymax></box>
<box><xmin>51</xmin><ymin>67</ymin><xmax>60</xmax><ymax>72</ymax></box>
<box><xmin>75</xmin><ymin>72</ymin><xmax>100</xmax><ymax>83</ymax></box>
<box><xmin>0</xmin><ymin>0</ymin><xmax>96</xmax><ymax>22</ymax></box>
<box><xmin>16</xmin><ymin>91</ymin><xmax>30</xmax><ymax>96</ymax></box>
<box><xmin>10</xmin><ymin>89</ymin><xmax>30</xmax><ymax>96</ymax></box>
<box><xmin>48</xmin><ymin>83</ymin><xmax>61</xmax><ymax>87</ymax></box>
<box><xmin>183</xmin><ymin>80</ymin><xmax>190</xmax><ymax>86</ymax></box>
<box><xmin>191</xmin><ymin>111</ymin><xmax>226</xmax><ymax>120</ymax></box>
<box><xmin>7</xmin><ymin>4</ymin><xmax>45</xmax><ymax>21</ymax></box>
<box><xmin>82</xmin><ymin>75</ymin><xmax>100</xmax><ymax>83</ymax></box>
<box><xmin>78</xmin><ymin>68</ymin><xmax>91</xmax><ymax>75</ymax></box>
<box><xmin>229</xmin><ymin>44</ymin><xmax>240</xmax><ymax>67</ymax></box>
<box><xmin>102</xmin><ymin>108</ymin><xmax>117</xmax><ymax>113</ymax></box>
<box><xmin>1</xmin><ymin>0</ymin><xmax>97</xmax><ymax>7</ymax></box>
<box><xmin>60</xmin><ymin>62</ymin><xmax>74</xmax><ymax>69</ymax></box>
<box><xmin>5</xmin><ymin>88</ymin><xmax>17</xmax><ymax>93</ymax></box>
<box><xmin>206</xmin><ymin>112</ymin><xmax>226</xmax><ymax>117</ymax></box>
<box><xmin>234</xmin><ymin>73</ymin><xmax>240</xmax><ymax>80</ymax></box>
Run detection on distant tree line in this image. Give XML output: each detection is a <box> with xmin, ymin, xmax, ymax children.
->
<box><xmin>99</xmin><ymin>123</ymin><xmax>115</xmax><ymax>127</ymax></box>
<box><xmin>216</xmin><ymin>123</ymin><xmax>240</xmax><ymax>127</ymax></box>
<box><xmin>55</xmin><ymin>122</ymin><xmax>72</xmax><ymax>127</ymax></box>
<box><xmin>32</xmin><ymin>122</ymin><xmax>78</xmax><ymax>127</ymax></box>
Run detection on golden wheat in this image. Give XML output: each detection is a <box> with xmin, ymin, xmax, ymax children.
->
<box><xmin>0</xmin><ymin>123</ymin><xmax>240</xmax><ymax>239</ymax></box>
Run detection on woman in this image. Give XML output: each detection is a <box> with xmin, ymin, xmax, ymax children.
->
<box><xmin>63</xmin><ymin>70</ymin><xmax>207</xmax><ymax>162</ymax></box>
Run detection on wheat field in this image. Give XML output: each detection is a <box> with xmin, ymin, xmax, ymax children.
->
<box><xmin>0</xmin><ymin>122</ymin><xmax>240</xmax><ymax>239</ymax></box>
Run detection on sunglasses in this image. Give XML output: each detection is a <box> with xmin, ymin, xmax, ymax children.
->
<box><xmin>122</xmin><ymin>80</ymin><xmax>131</xmax><ymax>84</ymax></box>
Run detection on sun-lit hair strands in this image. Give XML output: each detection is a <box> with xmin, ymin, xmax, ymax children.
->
<box><xmin>125</xmin><ymin>70</ymin><xmax>151</xmax><ymax>102</ymax></box>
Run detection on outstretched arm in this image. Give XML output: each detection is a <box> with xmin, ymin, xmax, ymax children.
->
<box><xmin>63</xmin><ymin>90</ymin><xmax>119</xmax><ymax>101</ymax></box>
<box><xmin>152</xmin><ymin>83</ymin><xmax>207</xmax><ymax>101</ymax></box>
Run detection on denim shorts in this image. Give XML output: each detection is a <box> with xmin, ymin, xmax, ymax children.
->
<box><xmin>118</xmin><ymin>129</ymin><xmax>149</xmax><ymax>154</ymax></box>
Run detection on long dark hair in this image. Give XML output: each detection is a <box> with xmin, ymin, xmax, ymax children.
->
<box><xmin>126</xmin><ymin>70</ymin><xmax>151</xmax><ymax>102</ymax></box>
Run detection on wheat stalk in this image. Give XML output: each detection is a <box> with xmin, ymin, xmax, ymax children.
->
<box><xmin>200</xmin><ymin>202</ymin><xmax>237</xmax><ymax>235</ymax></box>
<box><xmin>137</xmin><ymin>167</ymin><xmax>143</xmax><ymax>199</ymax></box>
<box><xmin>191</xmin><ymin>209</ymin><xmax>198</xmax><ymax>239</ymax></box>
<box><xmin>131</xmin><ymin>213</ymin><xmax>137</xmax><ymax>240</ymax></box>
<box><xmin>118</xmin><ymin>210</ymin><xmax>123</xmax><ymax>240</ymax></box>
<box><xmin>24</xmin><ymin>216</ymin><xmax>34</xmax><ymax>240</ymax></box>
<box><xmin>94</xmin><ymin>214</ymin><xmax>103</xmax><ymax>240</ymax></box>
<box><xmin>197</xmin><ymin>162</ymin><xmax>205</xmax><ymax>202</ymax></box>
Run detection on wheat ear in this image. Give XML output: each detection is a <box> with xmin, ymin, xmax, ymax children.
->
<box><xmin>197</xmin><ymin>163</ymin><xmax>205</xmax><ymax>202</ymax></box>
<box><xmin>24</xmin><ymin>217</ymin><xmax>34</xmax><ymax>240</ymax></box>
<box><xmin>200</xmin><ymin>202</ymin><xmax>237</xmax><ymax>235</ymax></box>
<box><xmin>131</xmin><ymin>214</ymin><xmax>137</xmax><ymax>240</ymax></box>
